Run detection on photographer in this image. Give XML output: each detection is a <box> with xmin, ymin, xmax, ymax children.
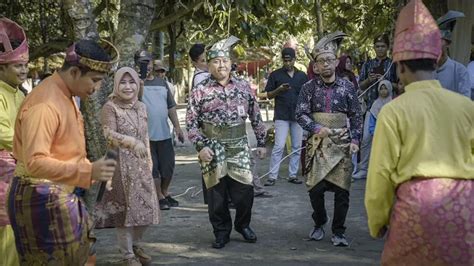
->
<box><xmin>353</xmin><ymin>34</ymin><xmax>398</xmax><ymax>181</ymax></box>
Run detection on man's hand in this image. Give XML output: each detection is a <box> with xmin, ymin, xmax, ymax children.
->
<box><xmin>133</xmin><ymin>141</ymin><xmax>148</xmax><ymax>158</ymax></box>
<box><xmin>368</xmin><ymin>72</ymin><xmax>378</xmax><ymax>83</ymax></box>
<box><xmin>277</xmin><ymin>83</ymin><xmax>291</xmax><ymax>92</ymax></box>
<box><xmin>315</xmin><ymin>127</ymin><xmax>331</xmax><ymax>138</ymax></box>
<box><xmin>377</xmin><ymin>226</ymin><xmax>388</xmax><ymax>239</ymax></box>
<box><xmin>256</xmin><ymin>147</ymin><xmax>266</xmax><ymax>159</ymax></box>
<box><xmin>350</xmin><ymin>143</ymin><xmax>359</xmax><ymax>154</ymax></box>
<box><xmin>91</xmin><ymin>157</ymin><xmax>117</xmax><ymax>182</ymax></box>
<box><xmin>199</xmin><ymin>147</ymin><xmax>214</xmax><ymax>162</ymax></box>
<box><xmin>176</xmin><ymin>128</ymin><xmax>185</xmax><ymax>143</ymax></box>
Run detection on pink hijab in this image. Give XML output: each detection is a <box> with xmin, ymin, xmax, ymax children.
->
<box><xmin>111</xmin><ymin>67</ymin><xmax>140</xmax><ymax>108</ymax></box>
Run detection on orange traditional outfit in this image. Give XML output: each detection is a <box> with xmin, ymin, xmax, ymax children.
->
<box><xmin>7</xmin><ymin>40</ymin><xmax>118</xmax><ymax>265</ymax></box>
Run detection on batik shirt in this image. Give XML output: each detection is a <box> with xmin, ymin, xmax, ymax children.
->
<box><xmin>296</xmin><ymin>77</ymin><xmax>362</xmax><ymax>144</ymax></box>
<box><xmin>186</xmin><ymin>75</ymin><xmax>266</xmax><ymax>151</ymax></box>
<box><xmin>359</xmin><ymin>57</ymin><xmax>397</xmax><ymax>108</ymax></box>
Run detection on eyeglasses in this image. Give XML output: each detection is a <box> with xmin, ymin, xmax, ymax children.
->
<box><xmin>315</xmin><ymin>58</ymin><xmax>336</xmax><ymax>65</ymax></box>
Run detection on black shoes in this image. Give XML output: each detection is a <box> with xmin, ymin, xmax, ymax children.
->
<box><xmin>264</xmin><ymin>178</ymin><xmax>276</xmax><ymax>186</ymax></box>
<box><xmin>159</xmin><ymin>198</ymin><xmax>170</xmax><ymax>210</ymax></box>
<box><xmin>160</xmin><ymin>196</ymin><xmax>179</xmax><ymax>210</ymax></box>
<box><xmin>236</xmin><ymin>227</ymin><xmax>257</xmax><ymax>243</ymax></box>
<box><xmin>212</xmin><ymin>228</ymin><xmax>257</xmax><ymax>249</ymax></box>
<box><xmin>212</xmin><ymin>236</ymin><xmax>230</xmax><ymax>249</ymax></box>
<box><xmin>166</xmin><ymin>195</ymin><xmax>179</xmax><ymax>207</ymax></box>
<box><xmin>288</xmin><ymin>177</ymin><xmax>303</xmax><ymax>184</ymax></box>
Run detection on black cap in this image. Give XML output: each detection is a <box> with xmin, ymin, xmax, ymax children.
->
<box><xmin>134</xmin><ymin>50</ymin><xmax>152</xmax><ymax>64</ymax></box>
<box><xmin>373</xmin><ymin>34</ymin><xmax>389</xmax><ymax>45</ymax></box>
<box><xmin>281</xmin><ymin>47</ymin><xmax>296</xmax><ymax>59</ymax></box>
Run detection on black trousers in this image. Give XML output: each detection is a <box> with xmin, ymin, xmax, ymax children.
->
<box><xmin>309</xmin><ymin>180</ymin><xmax>349</xmax><ymax>235</ymax></box>
<box><xmin>207</xmin><ymin>175</ymin><xmax>254</xmax><ymax>239</ymax></box>
<box><xmin>202</xmin><ymin>175</ymin><xmax>208</xmax><ymax>204</ymax></box>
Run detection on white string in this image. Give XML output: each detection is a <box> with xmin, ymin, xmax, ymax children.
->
<box><xmin>255</xmin><ymin>146</ymin><xmax>307</xmax><ymax>180</ymax></box>
<box><xmin>175</xmin><ymin>146</ymin><xmax>308</xmax><ymax>198</ymax></box>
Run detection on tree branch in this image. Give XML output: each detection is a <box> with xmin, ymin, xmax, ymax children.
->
<box><xmin>149</xmin><ymin>1</ymin><xmax>204</xmax><ymax>31</ymax></box>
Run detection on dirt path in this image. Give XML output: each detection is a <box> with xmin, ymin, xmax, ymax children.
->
<box><xmin>94</xmin><ymin>109</ymin><xmax>384</xmax><ymax>265</ymax></box>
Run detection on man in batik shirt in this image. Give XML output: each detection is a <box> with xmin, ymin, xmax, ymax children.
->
<box><xmin>186</xmin><ymin>36</ymin><xmax>266</xmax><ymax>249</ymax></box>
<box><xmin>296</xmin><ymin>32</ymin><xmax>362</xmax><ymax>247</ymax></box>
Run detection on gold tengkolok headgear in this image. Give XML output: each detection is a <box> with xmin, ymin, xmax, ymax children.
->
<box><xmin>65</xmin><ymin>39</ymin><xmax>119</xmax><ymax>73</ymax></box>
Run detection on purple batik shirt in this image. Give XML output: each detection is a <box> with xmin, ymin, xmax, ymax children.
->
<box><xmin>186</xmin><ymin>75</ymin><xmax>266</xmax><ymax>151</ymax></box>
<box><xmin>296</xmin><ymin>77</ymin><xmax>362</xmax><ymax>144</ymax></box>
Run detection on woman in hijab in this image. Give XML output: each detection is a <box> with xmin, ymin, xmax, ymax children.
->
<box><xmin>368</xmin><ymin>79</ymin><xmax>393</xmax><ymax>135</ymax></box>
<box><xmin>95</xmin><ymin>67</ymin><xmax>159</xmax><ymax>266</ymax></box>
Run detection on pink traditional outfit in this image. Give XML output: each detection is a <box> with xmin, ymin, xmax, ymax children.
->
<box><xmin>0</xmin><ymin>17</ymin><xmax>29</xmax><ymax>266</ymax></box>
<box><xmin>365</xmin><ymin>1</ymin><xmax>474</xmax><ymax>265</ymax></box>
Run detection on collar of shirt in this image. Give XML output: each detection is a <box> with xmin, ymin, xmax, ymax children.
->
<box><xmin>0</xmin><ymin>80</ymin><xmax>18</xmax><ymax>94</ymax></box>
<box><xmin>316</xmin><ymin>76</ymin><xmax>345</xmax><ymax>89</ymax></box>
<box><xmin>208</xmin><ymin>75</ymin><xmax>237</xmax><ymax>87</ymax></box>
<box><xmin>436</xmin><ymin>57</ymin><xmax>453</xmax><ymax>73</ymax></box>
<box><xmin>404</xmin><ymin>79</ymin><xmax>443</xmax><ymax>93</ymax></box>
<box><xmin>51</xmin><ymin>72</ymin><xmax>73</xmax><ymax>99</ymax></box>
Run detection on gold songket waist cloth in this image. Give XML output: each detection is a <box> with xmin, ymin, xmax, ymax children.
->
<box><xmin>304</xmin><ymin>113</ymin><xmax>353</xmax><ymax>191</ymax></box>
<box><xmin>200</xmin><ymin>122</ymin><xmax>252</xmax><ymax>189</ymax></box>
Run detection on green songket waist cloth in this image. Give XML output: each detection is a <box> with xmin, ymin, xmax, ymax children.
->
<box><xmin>304</xmin><ymin>113</ymin><xmax>353</xmax><ymax>191</ymax></box>
<box><xmin>200</xmin><ymin>122</ymin><xmax>252</xmax><ymax>189</ymax></box>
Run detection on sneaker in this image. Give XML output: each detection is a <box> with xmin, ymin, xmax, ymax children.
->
<box><xmin>120</xmin><ymin>257</ymin><xmax>141</xmax><ymax>266</ymax></box>
<box><xmin>331</xmin><ymin>234</ymin><xmax>349</xmax><ymax>247</ymax></box>
<box><xmin>264</xmin><ymin>178</ymin><xmax>276</xmax><ymax>186</ymax></box>
<box><xmin>133</xmin><ymin>246</ymin><xmax>152</xmax><ymax>265</ymax></box>
<box><xmin>166</xmin><ymin>195</ymin><xmax>179</xmax><ymax>207</ymax></box>
<box><xmin>309</xmin><ymin>226</ymin><xmax>325</xmax><ymax>241</ymax></box>
<box><xmin>159</xmin><ymin>198</ymin><xmax>170</xmax><ymax>210</ymax></box>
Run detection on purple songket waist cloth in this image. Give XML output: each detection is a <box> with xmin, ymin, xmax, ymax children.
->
<box><xmin>7</xmin><ymin>176</ymin><xmax>92</xmax><ymax>265</ymax></box>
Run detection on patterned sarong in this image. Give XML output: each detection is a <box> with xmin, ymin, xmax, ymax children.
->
<box><xmin>0</xmin><ymin>150</ymin><xmax>16</xmax><ymax>226</ymax></box>
<box><xmin>304</xmin><ymin>113</ymin><xmax>352</xmax><ymax>191</ymax></box>
<box><xmin>200</xmin><ymin>123</ymin><xmax>252</xmax><ymax>189</ymax></box>
<box><xmin>382</xmin><ymin>178</ymin><xmax>473</xmax><ymax>266</ymax></box>
<box><xmin>7</xmin><ymin>177</ymin><xmax>91</xmax><ymax>265</ymax></box>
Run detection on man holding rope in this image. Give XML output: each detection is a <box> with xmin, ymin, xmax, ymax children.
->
<box><xmin>186</xmin><ymin>36</ymin><xmax>266</xmax><ymax>249</ymax></box>
<box><xmin>296</xmin><ymin>32</ymin><xmax>362</xmax><ymax>247</ymax></box>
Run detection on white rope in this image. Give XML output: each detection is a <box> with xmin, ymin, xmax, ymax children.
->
<box><xmin>255</xmin><ymin>146</ymin><xmax>307</xmax><ymax>180</ymax></box>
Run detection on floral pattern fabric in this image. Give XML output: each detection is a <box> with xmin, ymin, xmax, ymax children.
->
<box><xmin>296</xmin><ymin>78</ymin><xmax>362</xmax><ymax>143</ymax></box>
<box><xmin>382</xmin><ymin>178</ymin><xmax>473</xmax><ymax>266</ymax></box>
<box><xmin>186</xmin><ymin>76</ymin><xmax>266</xmax><ymax>151</ymax></box>
<box><xmin>94</xmin><ymin>100</ymin><xmax>159</xmax><ymax>228</ymax></box>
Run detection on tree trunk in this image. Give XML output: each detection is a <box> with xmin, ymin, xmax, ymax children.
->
<box><xmin>115</xmin><ymin>0</ymin><xmax>156</xmax><ymax>66</ymax></box>
<box><xmin>314</xmin><ymin>0</ymin><xmax>324</xmax><ymax>42</ymax></box>
<box><xmin>63</xmin><ymin>0</ymin><xmax>99</xmax><ymax>40</ymax></box>
<box><xmin>424</xmin><ymin>0</ymin><xmax>448</xmax><ymax>19</ymax></box>
<box><xmin>168</xmin><ymin>22</ymin><xmax>177</xmax><ymax>82</ymax></box>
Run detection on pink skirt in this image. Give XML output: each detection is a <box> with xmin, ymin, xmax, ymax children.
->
<box><xmin>0</xmin><ymin>150</ymin><xmax>16</xmax><ymax>226</ymax></box>
<box><xmin>382</xmin><ymin>178</ymin><xmax>473</xmax><ymax>266</ymax></box>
